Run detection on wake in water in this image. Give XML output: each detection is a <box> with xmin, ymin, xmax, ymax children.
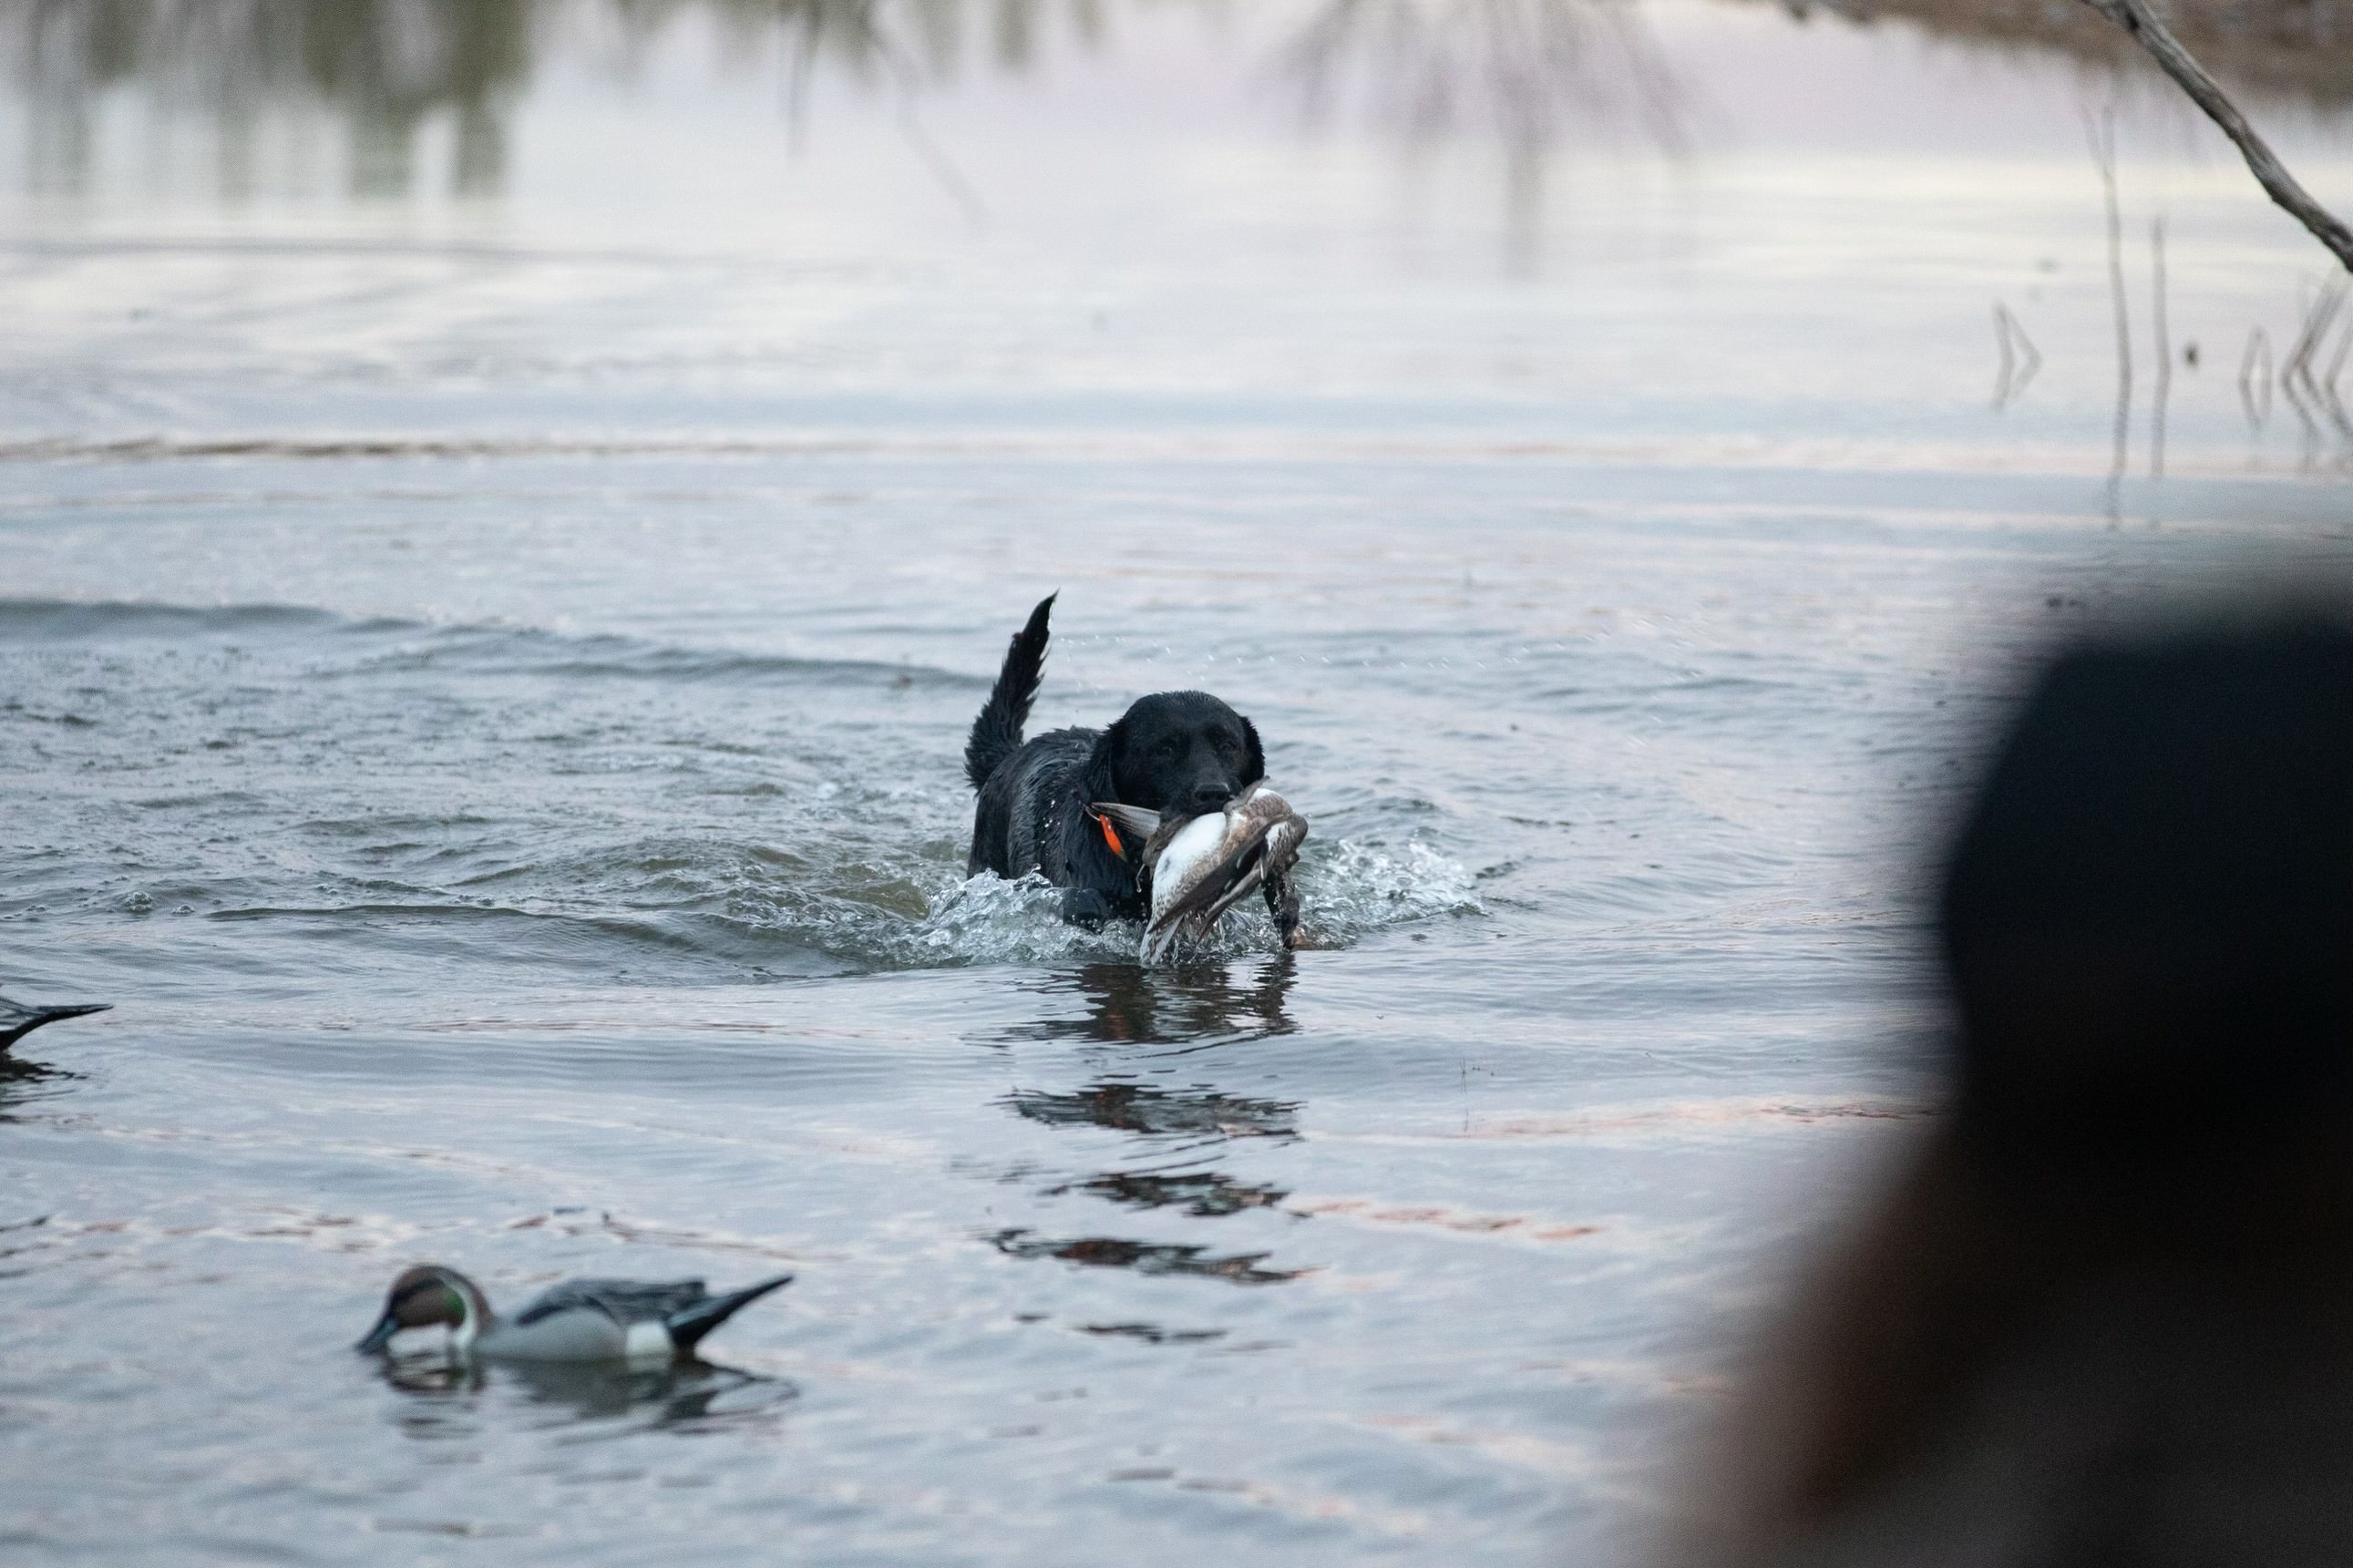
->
<box><xmin>909</xmin><ymin>838</ymin><xmax>1482</xmax><ymax>969</ymax></box>
<box><xmin>0</xmin><ymin>597</ymin><xmax>1483</xmax><ymax>989</ymax></box>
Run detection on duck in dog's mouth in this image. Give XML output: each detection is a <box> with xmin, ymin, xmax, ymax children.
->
<box><xmin>1094</xmin><ymin>784</ymin><xmax>1308</xmax><ymax>963</ymax></box>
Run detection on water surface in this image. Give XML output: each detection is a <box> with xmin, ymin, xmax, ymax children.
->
<box><xmin>2</xmin><ymin>5</ymin><xmax>2348</xmax><ymax>1563</ymax></box>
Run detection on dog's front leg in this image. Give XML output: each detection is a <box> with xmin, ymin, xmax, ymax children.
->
<box><xmin>1060</xmin><ymin>886</ymin><xmax>1115</xmax><ymax>929</ymax></box>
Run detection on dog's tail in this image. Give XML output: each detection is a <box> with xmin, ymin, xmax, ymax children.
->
<box><xmin>964</xmin><ymin>593</ymin><xmax>1055</xmax><ymax>792</ymax></box>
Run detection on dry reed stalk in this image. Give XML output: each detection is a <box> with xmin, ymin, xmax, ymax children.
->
<box><xmin>2087</xmin><ymin>108</ymin><xmax>2131</xmax><ymax>506</ymax></box>
<box><xmin>2150</xmin><ymin>216</ymin><xmax>2169</xmax><ymax>478</ymax></box>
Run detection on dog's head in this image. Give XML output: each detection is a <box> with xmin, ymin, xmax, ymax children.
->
<box><xmin>1087</xmin><ymin>691</ymin><xmax>1265</xmax><ymax>814</ymax></box>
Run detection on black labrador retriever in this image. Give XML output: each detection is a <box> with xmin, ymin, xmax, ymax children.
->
<box><xmin>964</xmin><ymin>594</ymin><xmax>1265</xmax><ymax>927</ymax></box>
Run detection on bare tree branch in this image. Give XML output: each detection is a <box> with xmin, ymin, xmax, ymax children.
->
<box><xmin>2075</xmin><ymin>0</ymin><xmax>2353</xmax><ymax>273</ymax></box>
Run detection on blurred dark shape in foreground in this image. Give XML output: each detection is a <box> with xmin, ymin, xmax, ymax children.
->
<box><xmin>1675</xmin><ymin>601</ymin><xmax>2352</xmax><ymax>1568</ymax></box>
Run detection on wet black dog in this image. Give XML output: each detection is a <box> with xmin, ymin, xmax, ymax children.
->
<box><xmin>964</xmin><ymin>594</ymin><xmax>1264</xmax><ymax>927</ymax></box>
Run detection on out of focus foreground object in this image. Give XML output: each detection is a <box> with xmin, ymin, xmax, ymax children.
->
<box><xmin>1671</xmin><ymin>603</ymin><xmax>2353</xmax><ymax>1568</ymax></box>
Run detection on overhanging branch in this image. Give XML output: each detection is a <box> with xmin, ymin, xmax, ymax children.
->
<box><xmin>2076</xmin><ymin>0</ymin><xmax>2353</xmax><ymax>273</ymax></box>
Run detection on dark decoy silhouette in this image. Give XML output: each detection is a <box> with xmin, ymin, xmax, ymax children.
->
<box><xmin>0</xmin><ymin>994</ymin><xmax>111</xmax><ymax>1052</ymax></box>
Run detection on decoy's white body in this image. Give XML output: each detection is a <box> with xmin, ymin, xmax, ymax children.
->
<box><xmin>356</xmin><ymin>1264</ymin><xmax>792</xmax><ymax>1364</ymax></box>
<box><xmin>1096</xmin><ymin>784</ymin><xmax>1308</xmax><ymax>963</ymax></box>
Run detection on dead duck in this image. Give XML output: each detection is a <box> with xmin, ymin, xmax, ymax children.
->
<box><xmin>1096</xmin><ymin>783</ymin><xmax>1308</xmax><ymax>962</ymax></box>
<box><xmin>0</xmin><ymin>993</ymin><xmax>110</xmax><ymax>1053</ymax></box>
<box><xmin>356</xmin><ymin>1265</ymin><xmax>792</xmax><ymax>1363</ymax></box>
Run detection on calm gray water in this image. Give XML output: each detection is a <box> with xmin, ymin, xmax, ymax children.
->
<box><xmin>2</xmin><ymin>4</ymin><xmax>2348</xmax><ymax>1563</ymax></box>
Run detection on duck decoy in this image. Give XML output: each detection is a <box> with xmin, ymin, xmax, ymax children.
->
<box><xmin>1098</xmin><ymin>783</ymin><xmax>1308</xmax><ymax>962</ymax></box>
<box><xmin>356</xmin><ymin>1264</ymin><xmax>792</xmax><ymax>1362</ymax></box>
<box><xmin>0</xmin><ymin>994</ymin><xmax>111</xmax><ymax>1052</ymax></box>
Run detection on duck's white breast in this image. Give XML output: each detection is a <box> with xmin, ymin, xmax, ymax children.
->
<box><xmin>1150</xmin><ymin>815</ymin><xmax>1233</xmax><ymax>917</ymax></box>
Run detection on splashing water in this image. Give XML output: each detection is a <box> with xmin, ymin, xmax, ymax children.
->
<box><xmin>906</xmin><ymin>838</ymin><xmax>1481</xmax><ymax>969</ymax></box>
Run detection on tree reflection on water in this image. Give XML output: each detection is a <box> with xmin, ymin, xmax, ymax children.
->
<box><xmin>1285</xmin><ymin>0</ymin><xmax>1687</xmax><ymax>152</ymax></box>
<box><xmin>6</xmin><ymin>0</ymin><xmax>534</xmax><ymax>194</ymax></box>
<box><xmin>0</xmin><ymin>0</ymin><xmax>1106</xmax><ymax>198</ymax></box>
<box><xmin>0</xmin><ymin>0</ymin><xmax>1695</xmax><ymax>200</ymax></box>
<box><xmin>2</xmin><ymin>0</ymin><xmax>2342</xmax><ymax>202</ymax></box>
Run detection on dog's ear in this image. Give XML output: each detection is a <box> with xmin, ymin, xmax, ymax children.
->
<box><xmin>1241</xmin><ymin>717</ymin><xmax>1266</xmax><ymax>784</ymax></box>
<box><xmin>1083</xmin><ymin>717</ymin><xmax>1126</xmax><ymax>804</ymax></box>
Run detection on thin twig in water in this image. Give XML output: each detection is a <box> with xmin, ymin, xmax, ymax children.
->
<box><xmin>2317</xmin><ymin>301</ymin><xmax>2353</xmax><ymax>441</ymax></box>
<box><xmin>2286</xmin><ymin>276</ymin><xmax>2343</xmax><ymax>444</ymax></box>
<box><xmin>2086</xmin><ymin>108</ymin><xmax>2131</xmax><ymax>511</ymax></box>
<box><xmin>1992</xmin><ymin>303</ymin><xmax>2014</xmax><ymax>407</ymax></box>
<box><xmin>2150</xmin><ymin>216</ymin><xmax>2169</xmax><ymax>479</ymax></box>
<box><xmin>1991</xmin><ymin>302</ymin><xmax>2041</xmax><ymax>410</ymax></box>
<box><xmin>2239</xmin><ymin>326</ymin><xmax>2272</xmax><ymax>432</ymax></box>
<box><xmin>2074</xmin><ymin>0</ymin><xmax>2353</xmax><ymax>273</ymax></box>
<box><xmin>2278</xmin><ymin>278</ymin><xmax>2348</xmax><ymax>449</ymax></box>
<box><xmin>1277</xmin><ymin>0</ymin><xmax>1692</xmax><ymax>154</ymax></box>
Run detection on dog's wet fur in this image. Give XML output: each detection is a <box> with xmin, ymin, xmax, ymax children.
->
<box><xmin>965</xmin><ymin>595</ymin><xmax>1265</xmax><ymax>926</ymax></box>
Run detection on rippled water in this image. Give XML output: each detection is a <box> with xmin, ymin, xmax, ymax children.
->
<box><xmin>2</xmin><ymin>4</ymin><xmax>2348</xmax><ymax>1564</ymax></box>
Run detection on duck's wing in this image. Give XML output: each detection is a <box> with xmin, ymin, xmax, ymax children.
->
<box><xmin>1169</xmin><ymin>843</ymin><xmax>1269</xmax><ymax>927</ymax></box>
<box><xmin>1198</xmin><ymin>815</ymin><xmax>1306</xmax><ymax>927</ymax></box>
<box><xmin>1151</xmin><ymin>815</ymin><xmax>1290</xmax><ymax>928</ymax></box>
<box><xmin>1139</xmin><ymin>804</ymin><xmax>1309</xmax><ymax>962</ymax></box>
<box><xmin>1140</xmin><ymin>826</ymin><xmax>1274</xmax><ymax>963</ymax></box>
<box><xmin>513</xmin><ymin>1277</ymin><xmax>710</xmax><ymax>1327</ymax></box>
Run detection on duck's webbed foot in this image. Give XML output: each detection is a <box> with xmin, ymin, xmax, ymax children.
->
<box><xmin>1263</xmin><ymin>869</ymin><xmax>1303</xmax><ymax>949</ymax></box>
